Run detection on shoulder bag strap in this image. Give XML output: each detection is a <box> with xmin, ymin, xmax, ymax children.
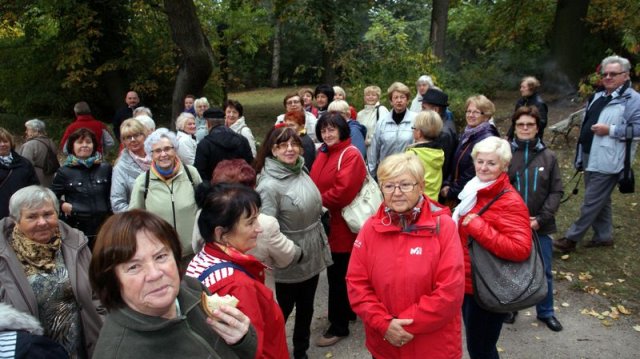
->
<box><xmin>197</xmin><ymin>261</ymin><xmax>255</xmax><ymax>282</ymax></box>
<box><xmin>143</xmin><ymin>170</ymin><xmax>150</xmax><ymax>202</ymax></box>
<box><xmin>337</xmin><ymin>145</ymin><xmax>359</xmax><ymax>171</ymax></box>
<box><xmin>477</xmin><ymin>189</ymin><xmax>509</xmax><ymax>216</ymax></box>
<box><xmin>624</xmin><ymin>122</ymin><xmax>633</xmax><ymax>176</ymax></box>
<box><xmin>0</xmin><ymin>169</ymin><xmax>14</xmax><ymax>189</ymax></box>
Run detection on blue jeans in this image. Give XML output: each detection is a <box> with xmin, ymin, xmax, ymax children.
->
<box><xmin>462</xmin><ymin>294</ymin><xmax>506</xmax><ymax>359</ymax></box>
<box><xmin>536</xmin><ymin>234</ymin><xmax>555</xmax><ymax>318</ymax></box>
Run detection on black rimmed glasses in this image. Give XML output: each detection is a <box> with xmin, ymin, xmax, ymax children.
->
<box><xmin>380</xmin><ymin>182</ymin><xmax>418</xmax><ymax>194</ymax></box>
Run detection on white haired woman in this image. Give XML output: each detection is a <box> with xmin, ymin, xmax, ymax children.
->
<box><xmin>194</xmin><ymin>97</ymin><xmax>210</xmax><ymax>142</ymax></box>
<box><xmin>129</xmin><ymin>128</ymin><xmax>202</xmax><ymax>262</ymax></box>
<box><xmin>409</xmin><ymin>75</ymin><xmax>434</xmax><ymax>112</ymax></box>
<box><xmin>17</xmin><ymin>119</ymin><xmax>58</xmax><ymax>187</ymax></box>
<box><xmin>0</xmin><ymin>185</ymin><xmax>102</xmax><ymax>357</ymax></box>
<box><xmin>175</xmin><ymin>112</ymin><xmax>198</xmax><ymax>165</ymax></box>
<box><xmin>453</xmin><ymin>136</ymin><xmax>531</xmax><ymax>359</ymax></box>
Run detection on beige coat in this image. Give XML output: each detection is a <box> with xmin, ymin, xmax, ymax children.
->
<box><xmin>17</xmin><ymin>136</ymin><xmax>57</xmax><ymax>187</ymax></box>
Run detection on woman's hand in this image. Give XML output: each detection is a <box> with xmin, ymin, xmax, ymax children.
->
<box><xmin>461</xmin><ymin>213</ymin><xmax>478</xmax><ymax>227</ymax></box>
<box><xmin>530</xmin><ymin>217</ymin><xmax>540</xmax><ymax>231</ymax></box>
<box><xmin>61</xmin><ymin>202</ymin><xmax>73</xmax><ymax>216</ymax></box>
<box><xmin>206</xmin><ymin>305</ymin><xmax>251</xmax><ymax>345</ymax></box>
<box><xmin>384</xmin><ymin>318</ymin><xmax>414</xmax><ymax>347</ymax></box>
<box><xmin>440</xmin><ymin>186</ymin><xmax>450</xmax><ymax>198</ymax></box>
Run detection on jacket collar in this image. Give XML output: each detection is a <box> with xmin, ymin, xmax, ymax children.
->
<box><xmin>319</xmin><ymin>138</ymin><xmax>352</xmax><ymax>154</ymax></box>
<box><xmin>476</xmin><ymin>172</ymin><xmax>511</xmax><ymax>198</ymax></box>
<box><xmin>371</xmin><ymin>195</ymin><xmax>448</xmax><ymax>235</ymax></box>
<box><xmin>511</xmin><ymin>137</ymin><xmax>545</xmax><ymax>153</ymax></box>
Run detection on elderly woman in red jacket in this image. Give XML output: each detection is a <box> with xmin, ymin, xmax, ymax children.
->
<box><xmin>310</xmin><ymin>112</ymin><xmax>367</xmax><ymax>347</ymax></box>
<box><xmin>452</xmin><ymin>136</ymin><xmax>531</xmax><ymax>359</ymax></box>
<box><xmin>346</xmin><ymin>152</ymin><xmax>464</xmax><ymax>359</ymax></box>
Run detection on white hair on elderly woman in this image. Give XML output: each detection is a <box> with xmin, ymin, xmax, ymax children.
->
<box><xmin>132</xmin><ymin>106</ymin><xmax>153</xmax><ymax>118</ymax></box>
<box><xmin>25</xmin><ymin>119</ymin><xmax>46</xmax><ymax>134</ymax></box>
<box><xmin>416</xmin><ymin>75</ymin><xmax>434</xmax><ymax>86</ymax></box>
<box><xmin>175</xmin><ymin>112</ymin><xmax>195</xmax><ymax>131</ymax></box>
<box><xmin>471</xmin><ymin>136</ymin><xmax>512</xmax><ymax>169</ymax></box>
<box><xmin>135</xmin><ymin>115</ymin><xmax>156</xmax><ymax>132</ymax></box>
<box><xmin>144</xmin><ymin>128</ymin><xmax>179</xmax><ymax>155</ymax></box>
<box><xmin>9</xmin><ymin>185</ymin><xmax>59</xmax><ymax>221</ymax></box>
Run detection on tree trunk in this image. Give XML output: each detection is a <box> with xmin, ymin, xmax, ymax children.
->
<box><xmin>549</xmin><ymin>0</ymin><xmax>590</xmax><ymax>89</ymax></box>
<box><xmin>430</xmin><ymin>0</ymin><xmax>449</xmax><ymax>59</ymax></box>
<box><xmin>270</xmin><ymin>20</ymin><xmax>281</xmax><ymax>88</ymax></box>
<box><xmin>164</xmin><ymin>0</ymin><xmax>215</xmax><ymax>128</ymax></box>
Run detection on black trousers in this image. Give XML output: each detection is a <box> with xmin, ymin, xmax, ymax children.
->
<box><xmin>327</xmin><ymin>251</ymin><xmax>355</xmax><ymax>336</ymax></box>
<box><xmin>276</xmin><ymin>275</ymin><xmax>319</xmax><ymax>359</ymax></box>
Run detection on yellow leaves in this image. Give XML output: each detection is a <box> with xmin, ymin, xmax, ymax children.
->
<box><xmin>578</xmin><ymin>272</ymin><xmax>593</xmax><ymax>281</ymax></box>
<box><xmin>324</xmin><ymin>352</ymin><xmax>333</xmax><ymax>358</ymax></box>
<box><xmin>633</xmin><ymin>325</ymin><xmax>640</xmax><ymax>332</ymax></box>
<box><xmin>561</xmin><ymin>254</ymin><xmax>570</xmax><ymax>260</ymax></box>
<box><xmin>561</xmin><ymin>302</ymin><xmax>570</xmax><ymax>308</ymax></box>
<box><xmin>617</xmin><ymin>305</ymin><xmax>631</xmax><ymax>315</ymax></box>
<box><xmin>580</xmin><ymin>305</ymin><xmax>632</xmax><ymax>327</ymax></box>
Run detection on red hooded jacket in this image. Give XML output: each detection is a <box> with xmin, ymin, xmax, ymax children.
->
<box><xmin>458</xmin><ymin>172</ymin><xmax>532</xmax><ymax>294</ymax></box>
<box><xmin>346</xmin><ymin>197</ymin><xmax>465</xmax><ymax>359</ymax></box>
<box><xmin>310</xmin><ymin>139</ymin><xmax>367</xmax><ymax>253</ymax></box>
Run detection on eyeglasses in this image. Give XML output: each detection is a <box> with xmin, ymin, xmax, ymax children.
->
<box><xmin>150</xmin><ymin>146</ymin><xmax>175</xmax><ymax>155</ymax></box>
<box><xmin>380</xmin><ymin>182</ymin><xmax>418</xmax><ymax>194</ymax></box>
<box><xmin>275</xmin><ymin>142</ymin><xmax>299</xmax><ymax>151</ymax></box>
<box><xmin>286</xmin><ymin>99</ymin><xmax>301</xmax><ymax>105</ymax></box>
<box><xmin>124</xmin><ymin>133</ymin><xmax>144</xmax><ymax>142</ymax></box>
<box><xmin>465</xmin><ymin>110</ymin><xmax>484</xmax><ymax>116</ymax></box>
<box><xmin>601</xmin><ymin>71</ymin><xmax>627</xmax><ymax>78</ymax></box>
<box><xmin>515</xmin><ymin>122</ymin><xmax>537</xmax><ymax>129</ymax></box>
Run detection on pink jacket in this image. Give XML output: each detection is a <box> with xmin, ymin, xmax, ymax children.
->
<box><xmin>346</xmin><ymin>197</ymin><xmax>465</xmax><ymax>359</ymax></box>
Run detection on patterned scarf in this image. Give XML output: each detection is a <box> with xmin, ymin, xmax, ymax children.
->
<box><xmin>0</xmin><ymin>153</ymin><xmax>13</xmax><ymax>166</ymax></box>
<box><xmin>150</xmin><ymin>158</ymin><xmax>182</xmax><ymax>183</ymax></box>
<box><xmin>64</xmin><ymin>153</ymin><xmax>102</xmax><ymax>168</ymax></box>
<box><xmin>10</xmin><ymin>226</ymin><xmax>61</xmax><ymax>276</ymax></box>
<box><xmin>129</xmin><ymin>149</ymin><xmax>152</xmax><ymax>172</ymax></box>
<box><xmin>460</xmin><ymin>121</ymin><xmax>493</xmax><ymax>147</ymax></box>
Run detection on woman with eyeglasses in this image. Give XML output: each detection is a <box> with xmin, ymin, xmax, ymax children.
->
<box><xmin>275</xmin><ymin>92</ymin><xmax>319</xmax><ymax>143</ymax></box>
<box><xmin>346</xmin><ymin>152</ymin><xmax>464</xmax><ymax>359</ymax></box>
<box><xmin>254</xmin><ymin>126</ymin><xmax>332</xmax><ymax>359</ymax></box>
<box><xmin>129</xmin><ymin>128</ymin><xmax>202</xmax><ymax>262</ymax></box>
<box><xmin>111</xmin><ymin>119</ymin><xmax>151</xmax><ymax>212</ymax></box>
<box><xmin>440</xmin><ymin>95</ymin><xmax>499</xmax><ymax>207</ymax></box>
<box><xmin>50</xmin><ymin>128</ymin><xmax>112</xmax><ymax>248</ymax></box>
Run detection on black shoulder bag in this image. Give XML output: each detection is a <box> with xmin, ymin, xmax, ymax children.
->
<box><xmin>618</xmin><ymin>122</ymin><xmax>634</xmax><ymax>193</ymax></box>
<box><xmin>468</xmin><ymin>189</ymin><xmax>548</xmax><ymax>313</ymax></box>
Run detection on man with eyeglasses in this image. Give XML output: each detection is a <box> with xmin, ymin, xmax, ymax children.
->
<box><xmin>193</xmin><ymin>108</ymin><xmax>254</xmax><ymax>182</ymax></box>
<box><xmin>555</xmin><ymin>55</ymin><xmax>640</xmax><ymax>253</ymax></box>
<box><xmin>60</xmin><ymin>101</ymin><xmax>115</xmax><ymax>155</ymax></box>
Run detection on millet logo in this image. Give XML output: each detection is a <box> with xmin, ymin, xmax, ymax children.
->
<box><xmin>410</xmin><ymin>247</ymin><xmax>422</xmax><ymax>255</ymax></box>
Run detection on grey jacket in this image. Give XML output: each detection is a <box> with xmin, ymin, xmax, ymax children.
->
<box><xmin>17</xmin><ymin>136</ymin><xmax>57</xmax><ymax>187</ymax></box>
<box><xmin>256</xmin><ymin>157</ymin><xmax>332</xmax><ymax>283</ymax></box>
<box><xmin>577</xmin><ymin>85</ymin><xmax>640</xmax><ymax>174</ymax></box>
<box><xmin>110</xmin><ymin>149</ymin><xmax>147</xmax><ymax>213</ymax></box>
<box><xmin>93</xmin><ymin>277</ymin><xmax>257</xmax><ymax>359</ymax></box>
<box><xmin>0</xmin><ymin>218</ymin><xmax>103</xmax><ymax>358</ymax></box>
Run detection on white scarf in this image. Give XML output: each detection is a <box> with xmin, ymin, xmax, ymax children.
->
<box><xmin>452</xmin><ymin>176</ymin><xmax>496</xmax><ymax>224</ymax></box>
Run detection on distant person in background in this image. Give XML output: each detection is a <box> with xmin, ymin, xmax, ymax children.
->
<box><xmin>441</xmin><ymin>95</ymin><xmax>499</xmax><ymax>207</ymax></box>
<box><xmin>333</xmin><ymin>86</ymin><xmax>357</xmax><ymax>120</ymax></box>
<box><xmin>406</xmin><ymin>110</ymin><xmax>445</xmax><ymax>201</ymax></box>
<box><xmin>194</xmin><ymin>97</ymin><xmax>211</xmax><ymax>142</ymax></box>
<box><xmin>421</xmin><ymin>88</ymin><xmax>458</xmax><ymax>182</ymax></box>
<box><xmin>357</xmin><ymin>85</ymin><xmax>389</xmax><ymax>161</ymax></box>
<box><xmin>410</xmin><ymin>75</ymin><xmax>434</xmax><ymax>112</ymax></box>
<box><xmin>284</xmin><ymin>111</ymin><xmax>316</xmax><ymax>171</ymax></box>
<box><xmin>276</xmin><ymin>92</ymin><xmax>319</xmax><ymax>143</ymax></box>
<box><xmin>110</xmin><ymin>118</ymin><xmax>151</xmax><ymax>213</ymax></box>
<box><xmin>175</xmin><ymin>112</ymin><xmax>198</xmax><ymax>165</ymax></box>
<box><xmin>367</xmin><ymin>82</ymin><xmax>416</xmax><ymax>177</ymax></box>
<box><xmin>112</xmin><ymin>90</ymin><xmax>141</xmax><ymax>140</ymax></box>
<box><xmin>18</xmin><ymin>119</ymin><xmax>58</xmax><ymax>187</ymax></box>
<box><xmin>184</xmin><ymin>94</ymin><xmax>196</xmax><ymax>115</ymax></box>
<box><xmin>328</xmin><ymin>100</ymin><xmax>366</xmax><ymax>157</ymax></box>
<box><xmin>315</xmin><ymin>84</ymin><xmax>335</xmax><ymax>118</ymax></box>
<box><xmin>60</xmin><ymin>101</ymin><xmax>115</xmax><ymax>155</ymax></box>
<box><xmin>51</xmin><ymin>128</ymin><xmax>112</xmax><ymax>247</ymax></box>
<box><xmin>507</xmin><ymin>76</ymin><xmax>548</xmax><ymax>140</ymax></box>
<box><xmin>300</xmin><ymin>87</ymin><xmax>318</xmax><ymax>117</ymax></box>
<box><xmin>225</xmin><ymin>99</ymin><xmax>257</xmax><ymax>157</ymax></box>
<box><xmin>0</xmin><ymin>128</ymin><xmax>39</xmax><ymax>219</ymax></box>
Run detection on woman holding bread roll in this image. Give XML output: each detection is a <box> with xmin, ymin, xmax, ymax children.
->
<box><xmin>89</xmin><ymin>210</ymin><xmax>257</xmax><ymax>359</ymax></box>
<box><xmin>187</xmin><ymin>183</ymin><xmax>288</xmax><ymax>359</ymax></box>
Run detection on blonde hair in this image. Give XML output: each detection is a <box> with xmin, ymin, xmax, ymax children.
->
<box><xmin>333</xmin><ymin>86</ymin><xmax>346</xmax><ymax>98</ymax></box>
<box><xmin>387</xmin><ymin>82</ymin><xmax>411</xmax><ymax>102</ymax></box>
<box><xmin>377</xmin><ymin>152</ymin><xmax>425</xmax><ymax>186</ymax></box>
<box><xmin>120</xmin><ymin>118</ymin><xmax>146</xmax><ymax>140</ymax></box>
<box><xmin>521</xmin><ymin>76</ymin><xmax>540</xmax><ymax>92</ymax></box>
<box><xmin>364</xmin><ymin>86</ymin><xmax>382</xmax><ymax>98</ymax></box>
<box><xmin>175</xmin><ymin>112</ymin><xmax>195</xmax><ymax>131</ymax></box>
<box><xmin>465</xmin><ymin>95</ymin><xmax>495</xmax><ymax>117</ymax></box>
<box><xmin>328</xmin><ymin>100</ymin><xmax>350</xmax><ymax>119</ymax></box>
<box><xmin>471</xmin><ymin>136</ymin><xmax>512</xmax><ymax>170</ymax></box>
<box><xmin>413</xmin><ymin>111</ymin><xmax>443</xmax><ymax>140</ymax></box>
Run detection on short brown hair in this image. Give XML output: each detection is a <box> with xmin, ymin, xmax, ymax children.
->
<box><xmin>66</xmin><ymin>128</ymin><xmax>98</xmax><ymax>156</ymax></box>
<box><xmin>282</xmin><ymin>92</ymin><xmax>301</xmax><ymax>109</ymax></box>
<box><xmin>90</xmin><ymin>210</ymin><xmax>183</xmax><ymax>310</ymax></box>
<box><xmin>512</xmin><ymin>106</ymin><xmax>541</xmax><ymax>128</ymax></box>
<box><xmin>254</xmin><ymin>127</ymin><xmax>303</xmax><ymax>172</ymax></box>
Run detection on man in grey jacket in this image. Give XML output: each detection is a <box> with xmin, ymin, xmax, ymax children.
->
<box><xmin>554</xmin><ymin>55</ymin><xmax>640</xmax><ymax>252</ymax></box>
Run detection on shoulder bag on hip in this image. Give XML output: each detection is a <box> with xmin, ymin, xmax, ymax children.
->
<box><xmin>338</xmin><ymin>146</ymin><xmax>383</xmax><ymax>233</ymax></box>
<box><xmin>618</xmin><ymin>122</ymin><xmax>634</xmax><ymax>194</ymax></box>
<box><xmin>468</xmin><ymin>189</ymin><xmax>547</xmax><ymax>313</ymax></box>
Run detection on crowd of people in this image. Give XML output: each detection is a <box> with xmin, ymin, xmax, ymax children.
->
<box><xmin>0</xmin><ymin>54</ymin><xmax>638</xmax><ymax>359</ymax></box>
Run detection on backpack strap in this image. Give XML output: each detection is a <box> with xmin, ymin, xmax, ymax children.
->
<box><xmin>183</xmin><ymin>164</ymin><xmax>195</xmax><ymax>186</ymax></box>
<box><xmin>143</xmin><ymin>170</ymin><xmax>150</xmax><ymax>202</ymax></box>
<box><xmin>375</xmin><ymin>105</ymin><xmax>380</xmax><ymax>122</ymax></box>
<box><xmin>197</xmin><ymin>261</ymin><xmax>255</xmax><ymax>282</ymax></box>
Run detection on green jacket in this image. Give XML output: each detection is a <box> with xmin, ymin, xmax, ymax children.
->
<box><xmin>406</xmin><ymin>142</ymin><xmax>445</xmax><ymax>201</ymax></box>
<box><xmin>129</xmin><ymin>165</ymin><xmax>201</xmax><ymax>257</ymax></box>
<box><xmin>93</xmin><ymin>277</ymin><xmax>257</xmax><ymax>359</ymax></box>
